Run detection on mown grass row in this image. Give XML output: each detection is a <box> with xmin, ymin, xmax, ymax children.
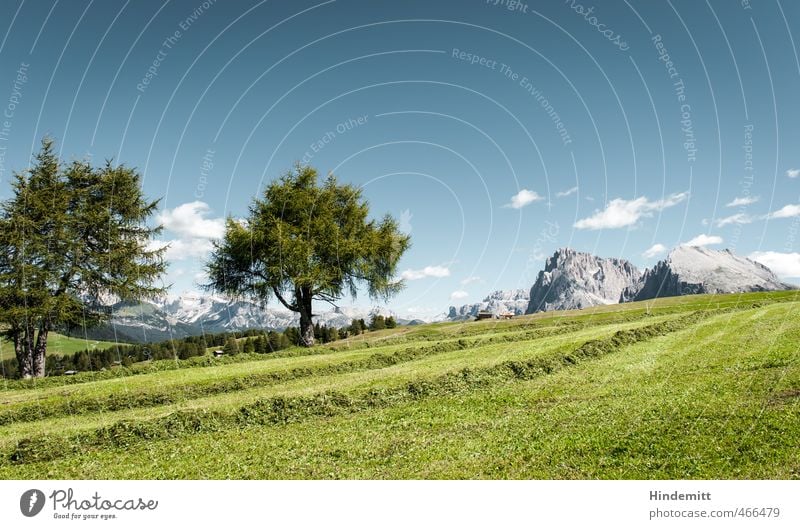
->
<box><xmin>0</xmin><ymin>321</ymin><xmax>613</xmax><ymax>426</ymax></box>
<box><xmin>4</xmin><ymin>310</ymin><xmax>711</xmax><ymax>465</ymax></box>
<box><xmin>3</xmin><ymin>292</ymin><xmax>789</xmax><ymax>392</ymax></box>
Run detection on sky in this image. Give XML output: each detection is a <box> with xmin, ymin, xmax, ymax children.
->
<box><xmin>0</xmin><ymin>0</ymin><xmax>799</xmax><ymax>318</ymax></box>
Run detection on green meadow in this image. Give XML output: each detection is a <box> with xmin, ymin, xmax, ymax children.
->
<box><xmin>0</xmin><ymin>291</ymin><xmax>798</xmax><ymax>479</ymax></box>
<box><xmin>0</xmin><ymin>333</ymin><xmax>122</xmax><ymax>362</ymax></box>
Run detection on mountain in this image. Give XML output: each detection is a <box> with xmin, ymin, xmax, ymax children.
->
<box><xmin>70</xmin><ymin>293</ymin><xmax>440</xmax><ymax>343</ymax></box>
<box><xmin>526</xmin><ymin>248</ymin><xmax>642</xmax><ymax>313</ymax></box>
<box><xmin>448</xmin><ymin>289</ymin><xmax>530</xmax><ymax>320</ymax></box>
<box><xmin>628</xmin><ymin>246</ymin><xmax>795</xmax><ymax>301</ymax></box>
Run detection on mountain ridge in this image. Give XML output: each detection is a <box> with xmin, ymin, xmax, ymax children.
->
<box><xmin>448</xmin><ymin>246</ymin><xmax>795</xmax><ymax>320</ymax></box>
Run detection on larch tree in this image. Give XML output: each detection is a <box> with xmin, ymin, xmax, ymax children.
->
<box><xmin>0</xmin><ymin>138</ymin><xmax>166</xmax><ymax>378</ymax></box>
<box><xmin>204</xmin><ymin>164</ymin><xmax>410</xmax><ymax>347</ymax></box>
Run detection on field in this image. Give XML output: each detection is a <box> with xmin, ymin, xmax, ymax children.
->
<box><xmin>0</xmin><ymin>291</ymin><xmax>798</xmax><ymax>479</ymax></box>
<box><xmin>0</xmin><ymin>333</ymin><xmax>123</xmax><ymax>361</ymax></box>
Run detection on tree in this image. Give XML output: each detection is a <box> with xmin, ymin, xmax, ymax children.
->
<box><xmin>349</xmin><ymin>318</ymin><xmax>362</xmax><ymax>336</ymax></box>
<box><xmin>0</xmin><ymin>138</ymin><xmax>166</xmax><ymax>378</ymax></box>
<box><xmin>223</xmin><ymin>337</ymin><xmax>239</xmax><ymax>355</ymax></box>
<box><xmin>369</xmin><ymin>314</ymin><xmax>386</xmax><ymax>331</ymax></box>
<box><xmin>385</xmin><ymin>316</ymin><xmax>397</xmax><ymax>329</ymax></box>
<box><xmin>205</xmin><ymin>165</ymin><xmax>410</xmax><ymax>346</ymax></box>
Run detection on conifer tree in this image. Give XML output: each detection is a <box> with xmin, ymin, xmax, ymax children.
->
<box><xmin>0</xmin><ymin>138</ymin><xmax>166</xmax><ymax>378</ymax></box>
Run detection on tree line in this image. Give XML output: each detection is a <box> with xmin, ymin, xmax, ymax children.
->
<box><xmin>0</xmin><ymin>313</ymin><xmax>399</xmax><ymax>378</ymax></box>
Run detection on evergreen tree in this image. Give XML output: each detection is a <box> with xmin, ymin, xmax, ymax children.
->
<box><xmin>283</xmin><ymin>327</ymin><xmax>300</xmax><ymax>346</ymax></box>
<box><xmin>349</xmin><ymin>318</ymin><xmax>361</xmax><ymax>336</ymax></box>
<box><xmin>385</xmin><ymin>316</ymin><xmax>397</xmax><ymax>329</ymax></box>
<box><xmin>369</xmin><ymin>315</ymin><xmax>386</xmax><ymax>331</ymax></box>
<box><xmin>326</xmin><ymin>326</ymin><xmax>338</xmax><ymax>343</ymax></box>
<box><xmin>0</xmin><ymin>138</ymin><xmax>165</xmax><ymax>377</ymax></box>
<box><xmin>223</xmin><ymin>337</ymin><xmax>239</xmax><ymax>355</ymax></box>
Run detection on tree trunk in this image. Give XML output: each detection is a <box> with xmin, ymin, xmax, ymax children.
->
<box><xmin>298</xmin><ymin>287</ymin><xmax>315</xmax><ymax>347</ymax></box>
<box><xmin>32</xmin><ymin>325</ymin><xmax>48</xmax><ymax>378</ymax></box>
<box><xmin>13</xmin><ymin>332</ymin><xmax>33</xmax><ymax>379</ymax></box>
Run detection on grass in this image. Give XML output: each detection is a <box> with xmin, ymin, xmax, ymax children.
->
<box><xmin>0</xmin><ymin>291</ymin><xmax>798</xmax><ymax>478</ymax></box>
<box><xmin>0</xmin><ymin>332</ymin><xmax>124</xmax><ymax>362</ymax></box>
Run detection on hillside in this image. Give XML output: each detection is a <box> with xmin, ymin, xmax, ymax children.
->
<box><xmin>0</xmin><ymin>333</ymin><xmax>123</xmax><ymax>362</ymax></box>
<box><xmin>0</xmin><ymin>290</ymin><xmax>798</xmax><ymax>479</ymax></box>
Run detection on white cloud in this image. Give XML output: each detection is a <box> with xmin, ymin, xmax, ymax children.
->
<box><xmin>506</xmin><ymin>189</ymin><xmax>543</xmax><ymax>209</ymax></box>
<box><xmin>726</xmin><ymin>196</ymin><xmax>759</xmax><ymax>207</ymax></box>
<box><xmin>150</xmin><ymin>201</ymin><xmax>226</xmax><ymax>264</ymax></box>
<box><xmin>764</xmin><ymin>204</ymin><xmax>800</xmax><ymax>219</ymax></box>
<box><xmin>642</xmin><ymin>243</ymin><xmax>667</xmax><ymax>259</ymax></box>
<box><xmin>749</xmin><ymin>251</ymin><xmax>800</xmax><ymax>278</ymax></box>
<box><xmin>147</xmin><ymin>238</ymin><xmax>215</xmax><ymax>261</ymax></box>
<box><xmin>556</xmin><ymin>186</ymin><xmax>578</xmax><ymax>198</ymax></box>
<box><xmin>713</xmin><ymin>213</ymin><xmax>754</xmax><ymax>227</ymax></box>
<box><xmin>399</xmin><ymin>209</ymin><xmax>413</xmax><ymax>234</ymax></box>
<box><xmin>574</xmin><ymin>192</ymin><xmax>688</xmax><ymax>230</ymax></box>
<box><xmin>157</xmin><ymin>201</ymin><xmax>225</xmax><ymax>240</ymax></box>
<box><xmin>460</xmin><ymin>275</ymin><xmax>481</xmax><ymax>285</ymax></box>
<box><xmin>786</xmin><ymin>168</ymin><xmax>800</xmax><ymax>178</ymax></box>
<box><xmin>400</xmin><ymin>265</ymin><xmax>451</xmax><ymax>281</ymax></box>
<box><xmin>682</xmin><ymin>234</ymin><xmax>723</xmax><ymax>247</ymax></box>
<box><xmin>450</xmin><ymin>290</ymin><xmax>469</xmax><ymax>300</ymax></box>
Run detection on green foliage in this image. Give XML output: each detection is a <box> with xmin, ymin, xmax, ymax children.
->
<box><xmin>0</xmin><ymin>138</ymin><xmax>165</xmax><ymax>378</ymax></box>
<box><xmin>204</xmin><ymin>165</ymin><xmax>410</xmax><ymax>346</ymax></box>
<box><xmin>223</xmin><ymin>337</ymin><xmax>239</xmax><ymax>356</ymax></box>
<box><xmin>385</xmin><ymin>316</ymin><xmax>397</xmax><ymax>329</ymax></box>
<box><xmin>369</xmin><ymin>315</ymin><xmax>386</xmax><ymax>331</ymax></box>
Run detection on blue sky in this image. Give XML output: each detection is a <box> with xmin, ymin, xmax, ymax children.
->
<box><xmin>1</xmin><ymin>0</ymin><xmax>799</xmax><ymax>317</ymax></box>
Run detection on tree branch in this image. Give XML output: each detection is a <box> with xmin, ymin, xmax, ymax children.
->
<box><xmin>272</xmin><ymin>286</ymin><xmax>298</xmax><ymax>312</ymax></box>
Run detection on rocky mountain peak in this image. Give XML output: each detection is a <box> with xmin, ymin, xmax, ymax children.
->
<box><xmin>526</xmin><ymin>248</ymin><xmax>642</xmax><ymax>313</ymax></box>
<box><xmin>631</xmin><ymin>245</ymin><xmax>794</xmax><ymax>301</ymax></box>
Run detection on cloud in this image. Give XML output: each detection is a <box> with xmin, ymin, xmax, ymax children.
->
<box><xmin>726</xmin><ymin>196</ymin><xmax>759</xmax><ymax>207</ymax></box>
<box><xmin>787</xmin><ymin>168</ymin><xmax>800</xmax><ymax>179</ymax></box>
<box><xmin>460</xmin><ymin>276</ymin><xmax>481</xmax><ymax>285</ymax></box>
<box><xmin>713</xmin><ymin>213</ymin><xmax>754</xmax><ymax>227</ymax></box>
<box><xmin>642</xmin><ymin>243</ymin><xmax>667</xmax><ymax>259</ymax></box>
<box><xmin>400</xmin><ymin>265</ymin><xmax>451</xmax><ymax>281</ymax></box>
<box><xmin>506</xmin><ymin>189</ymin><xmax>543</xmax><ymax>209</ymax></box>
<box><xmin>682</xmin><ymin>234</ymin><xmax>723</xmax><ymax>247</ymax></box>
<box><xmin>556</xmin><ymin>186</ymin><xmax>578</xmax><ymax>198</ymax></box>
<box><xmin>399</xmin><ymin>209</ymin><xmax>413</xmax><ymax>234</ymax></box>
<box><xmin>147</xmin><ymin>238</ymin><xmax>215</xmax><ymax>261</ymax></box>
<box><xmin>450</xmin><ymin>290</ymin><xmax>469</xmax><ymax>300</ymax></box>
<box><xmin>574</xmin><ymin>192</ymin><xmax>688</xmax><ymax>230</ymax></box>
<box><xmin>157</xmin><ymin>201</ymin><xmax>225</xmax><ymax>240</ymax></box>
<box><xmin>749</xmin><ymin>251</ymin><xmax>800</xmax><ymax>278</ymax></box>
<box><xmin>764</xmin><ymin>204</ymin><xmax>800</xmax><ymax>219</ymax></box>
<box><xmin>149</xmin><ymin>201</ymin><xmax>226</xmax><ymax>264</ymax></box>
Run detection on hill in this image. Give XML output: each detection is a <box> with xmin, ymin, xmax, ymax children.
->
<box><xmin>0</xmin><ymin>333</ymin><xmax>123</xmax><ymax>362</ymax></box>
<box><xmin>0</xmin><ymin>290</ymin><xmax>798</xmax><ymax>479</ymax></box>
